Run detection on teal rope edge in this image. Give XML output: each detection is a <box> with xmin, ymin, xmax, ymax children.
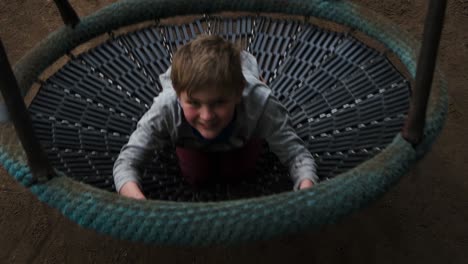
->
<box><xmin>0</xmin><ymin>135</ymin><xmax>418</xmax><ymax>246</ymax></box>
<box><xmin>0</xmin><ymin>148</ymin><xmax>33</xmax><ymax>187</ymax></box>
<box><xmin>4</xmin><ymin>0</ymin><xmax>447</xmax><ymax>246</ymax></box>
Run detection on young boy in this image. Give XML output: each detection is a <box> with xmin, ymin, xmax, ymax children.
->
<box><xmin>113</xmin><ymin>35</ymin><xmax>318</xmax><ymax>200</ymax></box>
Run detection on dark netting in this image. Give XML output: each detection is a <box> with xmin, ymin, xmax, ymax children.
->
<box><xmin>28</xmin><ymin>16</ymin><xmax>410</xmax><ymax>201</ymax></box>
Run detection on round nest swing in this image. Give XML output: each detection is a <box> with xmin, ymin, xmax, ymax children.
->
<box><xmin>0</xmin><ymin>0</ymin><xmax>447</xmax><ymax>246</ymax></box>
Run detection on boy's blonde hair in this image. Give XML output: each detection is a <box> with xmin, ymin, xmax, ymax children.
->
<box><xmin>170</xmin><ymin>35</ymin><xmax>246</xmax><ymax>98</ymax></box>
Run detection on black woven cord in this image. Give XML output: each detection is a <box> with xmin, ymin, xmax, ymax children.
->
<box><xmin>27</xmin><ymin>16</ymin><xmax>411</xmax><ymax>200</ymax></box>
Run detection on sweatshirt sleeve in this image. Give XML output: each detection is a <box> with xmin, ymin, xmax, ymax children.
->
<box><xmin>257</xmin><ymin>96</ymin><xmax>319</xmax><ymax>190</ymax></box>
<box><xmin>113</xmin><ymin>95</ymin><xmax>172</xmax><ymax>193</ymax></box>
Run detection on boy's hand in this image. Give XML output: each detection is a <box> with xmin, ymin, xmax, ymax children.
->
<box><xmin>119</xmin><ymin>181</ymin><xmax>146</xmax><ymax>200</ymax></box>
<box><xmin>299</xmin><ymin>179</ymin><xmax>314</xmax><ymax>190</ymax></box>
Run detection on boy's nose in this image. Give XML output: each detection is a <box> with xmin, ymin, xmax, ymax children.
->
<box><xmin>199</xmin><ymin>106</ymin><xmax>215</xmax><ymax>121</ymax></box>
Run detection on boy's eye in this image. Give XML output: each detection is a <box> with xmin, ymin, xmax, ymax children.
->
<box><xmin>188</xmin><ymin>101</ymin><xmax>200</xmax><ymax>107</ymax></box>
<box><xmin>214</xmin><ymin>100</ymin><xmax>226</xmax><ymax>106</ymax></box>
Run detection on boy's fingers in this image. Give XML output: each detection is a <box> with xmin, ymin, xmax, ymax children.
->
<box><xmin>299</xmin><ymin>179</ymin><xmax>314</xmax><ymax>189</ymax></box>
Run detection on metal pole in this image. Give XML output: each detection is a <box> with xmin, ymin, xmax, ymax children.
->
<box><xmin>53</xmin><ymin>0</ymin><xmax>80</xmax><ymax>27</ymax></box>
<box><xmin>0</xmin><ymin>39</ymin><xmax>55</xmax><ymax>183</ymax></box>
<box><xmin>403</xmin><ymin>0</ymin><xmax>447</xmax><ymax>145</ymax></box>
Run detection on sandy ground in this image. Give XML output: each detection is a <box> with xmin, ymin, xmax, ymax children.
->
<box><xmin>1</xmin><ymin>0</ymin><xmax>467</xmax><ymax>263</ymax></box>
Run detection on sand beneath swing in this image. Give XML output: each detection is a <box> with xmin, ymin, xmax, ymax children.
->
<box><xmin>1</xmin><ymin>0</ymin><xmax>468</xmax><ymax>263</ymax></box>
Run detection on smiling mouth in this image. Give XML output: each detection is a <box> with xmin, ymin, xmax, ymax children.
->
<box><xmin>199</xmin><ymin>122</ymin><xmax>218</xmax><ymax>130</ymax></box>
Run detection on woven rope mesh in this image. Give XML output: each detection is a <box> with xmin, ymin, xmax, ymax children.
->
<box><xmin>26</xmin><ymin>15</ymin><xmax>410</xmax><ymax>201</ymax></box>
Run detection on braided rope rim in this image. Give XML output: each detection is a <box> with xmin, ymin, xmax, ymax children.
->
<box><xmin>1</xmin><ymin>0</ymin><xmax>447</xmax><ymax>246</ymax></box>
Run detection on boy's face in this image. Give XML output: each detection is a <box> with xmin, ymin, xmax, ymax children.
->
<box><xmin>179</xmin><ymin>88</ymin><xmax>242</xmax><ymax>140</ymax></box>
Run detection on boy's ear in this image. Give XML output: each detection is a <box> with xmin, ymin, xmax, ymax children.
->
<box><xmin>239</xmin><ymin>79</ymin><xmax>247</xmax><ymax>95</ymax></box>
<box><xmin>239</xmin><ymin>84</ymin><xmax>245</xmax><ymax>94</ymax></box>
